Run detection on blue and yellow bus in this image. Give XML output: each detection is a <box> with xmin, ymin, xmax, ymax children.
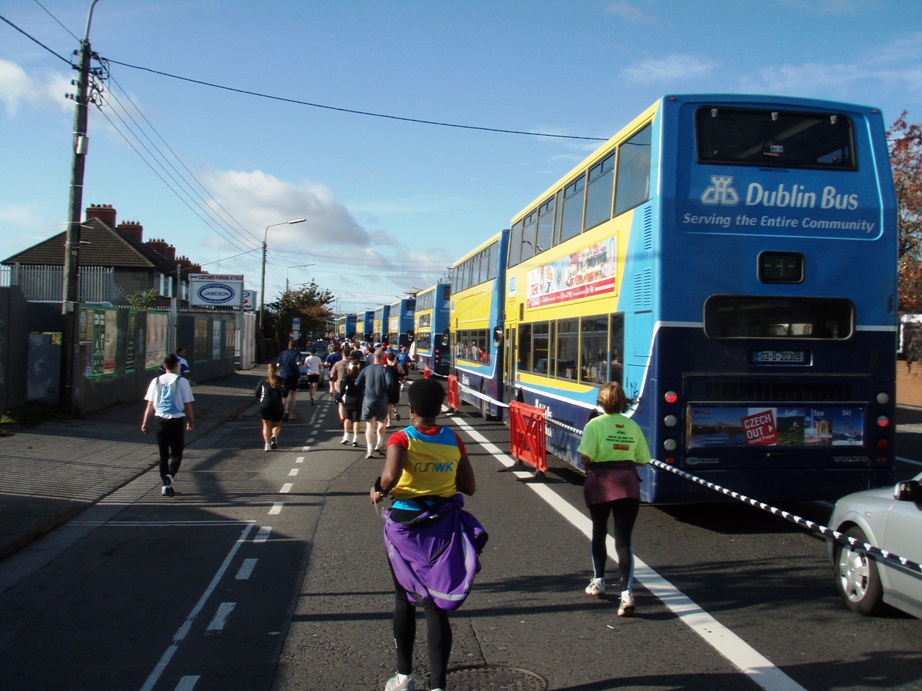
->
<box><xmin>388</xmin><ymin>298</ymin><xmax>417</xmax><ymax>349</ymax></box>
<box><xmin>503</xmin><ymin>94</ymin><xmax>897</xmax><ymax>503</ymax></box>
<box><xmin>414</xmin><ymin>283</ymin><xmax>451</xmax><ymax>375</ymax></box>
<box><xmin>450</xmin><ymin>231</ymin><xmax>509</xmax><ymax>419</ymax></box>
<box><xmin>362</xmin><ymin>310</ymin><xmax>375</xmax><ymax>341</ymax></box>
<box><xmin>372</xmin><ymin>304</ymin><xmax>390</xmax><ymax>344</ymax></box>
<box><xmin>336</xmin><ymin>314</ymin><xmax>357</xmax><ymax>341</ymax></box>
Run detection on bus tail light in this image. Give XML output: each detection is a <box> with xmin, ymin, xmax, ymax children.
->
<box><xmin>876</xmin><ymin>415</ymin><xmax>890</xmax><ymax>428</ymax></box>
<box><xmin>663</xmin><ymin>438</ymin><xmax>678</xmax><ymax>452</ymax></box>
<box><xmin>664</xmin><ymin>390</ymin><xmax>678</xmax><ymax>404</ymax></box>
<box><xmin>876</xmin><ymin>437</ymin><xmax>890</xmax><ymax>451</ymax></box>
<box><xmin>876</xmin><ymin>392</ymin><xmax>890</xmax><ymax>405</ymax></box>
<box><xmin>663</xmin><ymin>414</ymin><xmax>678</xmax><ymax>428</ymax></box>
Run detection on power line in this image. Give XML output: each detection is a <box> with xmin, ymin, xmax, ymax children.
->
<box><xmin>104</xmin><ymin>58</ymin><xmax>609</xmax><ymax>142</ymax></box>
<box><xmin>0</xmin><ymin>13</ymin><xmax>71</xmax><ymax>65</ymax></box>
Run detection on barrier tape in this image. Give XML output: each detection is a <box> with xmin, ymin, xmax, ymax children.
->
<box><xmin>440</xmin><ymin>378</ymin><xmax>922</xmax><ymax>575</ymax></box>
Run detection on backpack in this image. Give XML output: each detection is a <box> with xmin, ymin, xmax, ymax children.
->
<box><xmin>154</xmin><ymin>374</ymin><xmax>182</xmax><ymax>417</ymax></box>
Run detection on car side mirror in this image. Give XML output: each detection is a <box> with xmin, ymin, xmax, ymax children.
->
<box><xmin>894</xmin><ymin>479</ymin><xmax>921</xmax><ymax>503</ymax></box>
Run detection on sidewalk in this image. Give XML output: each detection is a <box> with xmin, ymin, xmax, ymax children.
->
<box><xmin>0</xmin><ymin>368</ymin><xmax>265</xmax><ymax>562</ymax></box>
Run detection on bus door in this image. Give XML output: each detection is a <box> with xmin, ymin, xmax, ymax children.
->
<box><xmin>503</xmin><ymin>323</ymin><xmax>517</xmax><ymax>408</ymax></box>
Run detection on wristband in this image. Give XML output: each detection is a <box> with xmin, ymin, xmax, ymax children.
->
<box><xmin>374</xmin><ymin>477</ymin><xmax>387</xmax><ymax>495</ymax></box>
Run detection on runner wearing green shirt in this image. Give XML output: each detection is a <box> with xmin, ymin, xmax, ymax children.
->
<box><xmin>577</xmin><ymin>381</ymin><xmax>650</xmax><ymax>617</ymax></box>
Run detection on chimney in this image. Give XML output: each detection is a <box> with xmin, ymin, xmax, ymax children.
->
<box><xmin>85</xmin><ymin>203</ymin><xmax>117</xmax><ymax>227</ymax></box>
<box><xmin>117</xmin><ymin>220</ymin><xmax>144</xmax><ymax>242</ymax></box>
<box><xmin>146</xmin><ymin>238</ymin><xmax>170</xmax><ymax>257</ymax></box>
<box><xmin>165</xmin><ymin>244</ymin><xmax>176</xmax><ymax>261</ymax></box>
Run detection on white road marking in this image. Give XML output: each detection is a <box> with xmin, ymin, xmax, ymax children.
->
<box><xmin>206</xmin><ymin>602</ymin><xmax>236</xmax><ymax>632</ymax></box>
<box><xmin>451</xmin><ymin>417</ymin><xmax>807</xmax><ymax>691</ymax></box>
<box><xmin>897</xmin><ymin>456</ymin><xmax>922</xmax><ymax>467</ymax></box>
<box><xmin>280</xmin><ymin>483</ymin><xmax>293</xmax><ymax>493</ymax></box>
<box><xmin>235</xmin><ymin>558</ymin><xmax>257</xmax><ymax>580</ymax></box>
<box><xmin>254</xmin><ymin>526</ymin><xmax>272</xmax><ymax>543</ymax></box>
<box><xmin>269</xmin><ymin>503</ymin><xmax>284</xmax><ymax>515</ymax></box>
<box><xmin>288</xmin><ymin>468</ymin><xmax>299</xmax><ymax>476</ymax></box>
<box><xmin>296</xmin><ymin>456</ymin><xmax>305</xmax><ymax>464</ymax></box>
<box><xmin>302</xmin><ymin>446</ymin><xmax>311</xmax><ymax>452</ymax></box>
<box><xmin>174</xmin><ymin>676</ymin><xmax>200</xmax><ymax>690</ymax></box>
<box><xmin>140</xmin><ymin>523</ymin><xmax>253</xmax><ymax>691</ymax></box>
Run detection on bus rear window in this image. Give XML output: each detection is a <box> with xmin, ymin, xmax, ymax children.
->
<box><xmin>696</xmin><ymin>107</ymin><xmax>856</xmax><ymax>170</ymax></box>
<box><xmin>704</xmin><ymin>296</ymin><xmax>854</xmax><ymax>340</ymax></box>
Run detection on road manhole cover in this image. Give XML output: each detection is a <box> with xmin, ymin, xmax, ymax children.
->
<box><xmin>445</xmin><ymin>664</ymin><xmax>548</xmax><ymax>690</ymax></box>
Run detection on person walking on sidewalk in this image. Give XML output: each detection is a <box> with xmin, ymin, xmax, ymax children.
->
<box><xmin>577</xmin><ymin>381</ymin><xmax>650</xmax><ymax>617</ymax></box>
<box><xmin>355</xmin><ymin>348</ymin><xmax>394</xmax><ymax>458</ymax></box>
<box><xmin>141</xmin><ymin>354</ymin><xmax>195</xmax><ymax>497</ymax></box>
<box><xmin>304</xmin><ymin>347</ymin><xmax>324</xmax><ymax>405</ymax></box>
<box><xmin>277</xmin><ymin>339</ymin><xmax>302</xmax><ymax>421</ymax></box>
<box><xmin>256</xmin><ymin>362</ymin><xmax>286</xmax><ymax>451</ymax></box>
<box><xmin>370</xmin><ymin>377</ymin><xmax>486</xmax><ymax>691</ymax></box>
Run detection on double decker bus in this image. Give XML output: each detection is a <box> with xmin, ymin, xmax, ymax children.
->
<box><xmin>450</xmin><ymin>231</ymin><xmax>509</xmax><ymax>419</ymax></box>
<box><xmin>504</xmin><ymin>94</ymin><xmax>897</xmax><ymax>503</ymax></box>
<box><xmin>362</xmin><ymin>310</ymin><xmax>375</xmax><ymax>341</ymax></box>
<box><xmin>387</xmin><ymin>298</ymin><xmax>417</xmax><ymax>349</ymax></box>
<box><xmin>373</xmin><ymin>304</ymin><xmax>390</xmax><ymax>344</ymax></box>
<box><xmin>414</xmin><ymin>283</ymin><xmax>451</xmax><ymax>375</ymax></box>
<box><xmin>336</xmin><ymin>314</ymin><xmax>357</xmax><ymax>340</ymax></box>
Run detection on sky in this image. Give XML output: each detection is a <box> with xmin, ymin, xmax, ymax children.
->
<box><xmin>2</xmin><ymin>0</ymin><xmax>922</xmax><ymax>314</ymax></box>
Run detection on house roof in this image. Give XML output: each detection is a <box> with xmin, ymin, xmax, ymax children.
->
<box><xmin>2</xmin><ymin>218</ymin><xmax>177</xmax><ymax>273</ymax></box>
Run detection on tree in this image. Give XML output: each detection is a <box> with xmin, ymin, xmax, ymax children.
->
<box><xmin>126</xmin><ymin>288</ymin><xmax>159</xmax><ymax>310</ymax></box>
<box><xmin>266</xmin><ymin>280</ymin><xmax>335</xmax><ymax>349</ymax></box>
<box><xmin>889</xmin><ymin>113</ymin><xmax>922</xmax><ymax>314</ymax></box>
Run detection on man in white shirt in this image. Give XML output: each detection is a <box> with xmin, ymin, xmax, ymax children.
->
<box><xmin>142</xmin><ymin>354</ymin><xmax>195</xmax><ymax>497</ymax></box>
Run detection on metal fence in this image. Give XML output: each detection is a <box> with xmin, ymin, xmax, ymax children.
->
<box><xmin>1</xmin><ymin>265</ymin><xmax>122</xmax><ymax>303</ymax></box>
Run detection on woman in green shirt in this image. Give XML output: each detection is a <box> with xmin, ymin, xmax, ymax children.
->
<box><xmin>577</xmin><ymin>381</ymin><xmax>650</xmax><ymax>616</ymax></box>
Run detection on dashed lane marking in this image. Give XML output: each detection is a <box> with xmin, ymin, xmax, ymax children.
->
<box><xmin>269</xmin><ymin>503</ymin><xmax>283</xmax><ymax>515</ymax></box>
<box><xmin>280</xmin><ymin>483</ymin><xmax>293</xmax><ymax>493</ymax></box>
<box><xmin>288</xmin><ymin>468</ymin><xmax>299</xmax><ymax>476</ymax></box>
<box><xmin>254</xmin><ymin>526</ymin><xmax>272</xmax><ymax>543</ymax></box>
<box><xmin>235</xmin><ymin>558</ymin><xmax>257</xmax><ymax>580</ymax></box>
<box><xmin>175</xmin><ymin>676</ymin><xmax>199</xmax><ymax>690</ymax></box>
<box><xmin>206</xmin><ymin>602</ymin><xmax>236</xmax><ymax>632</ymax></box>
<box><xmin>140</xmin><ymin>523</ymin><xmax>253</xmax><ymax>691</ymax></box>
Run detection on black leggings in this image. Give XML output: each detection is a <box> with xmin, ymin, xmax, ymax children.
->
<box><xmin>588</xmin><ymin>498</ymin><xmax>640</xmax><ymax>592</ymax></box>
<box><xmin>154</xmin><ymin>417</ymin><xmax>185</xmax><ymax>483</ymax></box>
<box><xmin>390</xmin><ymin>565</ymin><xmax>452</xmax><ymax>689</ymax></box>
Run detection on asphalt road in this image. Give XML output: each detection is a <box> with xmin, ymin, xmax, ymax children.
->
<box><xmin>0</xmin><ymin>389</ymin><xmax>920</xmax><ymax>690</ymax></box>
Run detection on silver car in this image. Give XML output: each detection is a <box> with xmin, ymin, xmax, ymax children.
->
<box><xmin>827</xmin><ymin>471</ymin><xmax>922</xmax><ymax>619</ymax></box>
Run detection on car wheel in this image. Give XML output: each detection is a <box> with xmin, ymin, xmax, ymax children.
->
<box><xmin>834</xmin><ymin>526</ymin><xmax>886</xmax><ymax>616</ymax></box>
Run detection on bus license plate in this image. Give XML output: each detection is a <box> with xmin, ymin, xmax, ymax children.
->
<box><xmin>752</xmin><ymin>350</ymin><xmax>808</xmax><ymax>364</ymax></box>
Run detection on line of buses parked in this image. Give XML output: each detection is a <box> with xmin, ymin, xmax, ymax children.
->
<box><xmin>338</xmin><ymin>94</ymin><xmax>899</xmax><ymax>504</ymax></box>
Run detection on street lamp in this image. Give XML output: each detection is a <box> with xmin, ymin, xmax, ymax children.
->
<box><xmin>286</xmin><ymin>263</ymin><xmax>314</xmax><ymax>292</ymax></box>
<box><xmin>258</xmin><ymin>218</ymin><xmax>306</xmax><ymax>361</ymax></box>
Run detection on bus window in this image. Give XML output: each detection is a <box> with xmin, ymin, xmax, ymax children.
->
<box><xmin>580</xmin><ymin>315</ymin><xmax>609</xmax><ymax>386</ymax></box>
<box><xmin>521</xmin><ymin>210</ymin><xmax>537</xmax><ymax>262</ymax></box>
<box><xmin>584</xmin><ymin>153</ymin><xmax>615</xmax><ymax>231</ymax></box>
<box><xmin>533</xmin><ymin>322</ymin><xmax>550</xmax><ymax>375</ymax></box>
<box><xmin>559</xmin><ymin>175</ymin><xmax>586</xmax><ymax>244</ymax></box>
<box><xmin>536</xmin><ymin>198</ymin><xmax>554</xmax><ymax>255</ymax></box>
<box><xmin>704</xmin><ymin>296</ymin><xmax>854</xmax><ymax>340</ymax></box>
<box><xmin>486</xmin><ymin>242</ymin><xmax>497</xmax><ymax>282</ymax></box>
<box><xmin>517</xmin><ymin>323</ymin><xmax>532</xmax><ymax>372</ymax></box>
<box><xmin>557</xmin><ymin>318</ymin><xmax>579</xmax><ymax>381</ymax></box>
<box><xmin>609</xmin><ymin>314</ymin><xmax>624</xmax><ymax>386</ymax></box>
<box><xmin>614</xmin><ymin>124</ymin><xmax>652</xmax><ymax>216</ymax></box>
<box><xmin>509</xmin><ymin>220</ymin><xmax>524</xmax><ymax>268</ymax></box>
<box><xmin>696</xmin><ymin>107</ymin><xmax>856</xmax><ymax>170</ymax></box>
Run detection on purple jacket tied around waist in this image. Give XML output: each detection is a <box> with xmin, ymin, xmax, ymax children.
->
<box><xmin>383</xmin><ymin>494</ymin><xmax>488</xmax><ymax>611</ymax></box>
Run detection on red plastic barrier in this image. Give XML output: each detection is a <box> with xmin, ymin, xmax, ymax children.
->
<box><xmin>447</xmin><ymin>375</ymin><xmax>460</xmax><ymax>411</ymax></box>
<box><xmin>509</xmin><ymin>401</ymin><xmax>547</xmax><ymax>476</ymax></box>
<box><xmin>424</xmin><ymin>366</ymin><xmax>431</xmax><ymax>379</ymax></box>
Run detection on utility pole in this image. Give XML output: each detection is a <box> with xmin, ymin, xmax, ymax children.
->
<box><xmin>60</xmin><ymin>0</ymin><xmax>101</xmax><ymax>412</ymax></box>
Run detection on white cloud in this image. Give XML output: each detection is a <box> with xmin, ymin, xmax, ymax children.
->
<box><xmin>621</xmin><ymin>54</ymin><xmax>717</xmax><ymax>84</ymax></box>
<box><xmin>0</xmin><ymin>59</ymin><xmax>71</xmax><ymax>116</ymax></box>
<box><xmin>606</xmin><ymin>1</ymin><xmax>646</xmax><ymax>22</ymax></box>
<box><xmin>201</xmin><ymin>168</ymin><xmax>371</xmax><ymax>248</ymax></box>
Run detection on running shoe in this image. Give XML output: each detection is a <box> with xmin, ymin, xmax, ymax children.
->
<box><xmin>165</xmin><ymin>474</ymin><xmax>175</xmax><ymax>497</ymax></box>
<box><xmin>270</xmin><ymin>435</ymin><xmax>278</xmax><ymax>450</ymax></box>
<box><xmin>585</xmin><ymin>577</ymin><xmax>605</xmax><ymax>596</ymax></box>
<box><xmin>384</xmin><ymin>675</ymin><xmax>415</xmax><ymax>691</ymax></box>
<box><xmin>618</xmin><ymin>590</ymin><xmax>635</xmax><ymax>617</ymax></box>
<box><xmin>366</xmin><ymin>448</ymin><xmax>375</xmax><ymax>459</ymax></box>
<box><xmin>161</xmin><ymin>484</ymin><xmax>170</xmax><ymax>496</ymax></box>
<box><xmin>283</xmin><ymin>412</ymin><xmax>290</xmax><ymax>422</ymax></box>
<box><xmin>264</xmin><ymin>443</ymin><xmax>271</xmax><ymax>452</ymax></box>
<box><xmin>340</xmin><ymin>436</ymin><xmax>350</xmax><ymax>445</ymax></box>
<box><xmin>352</xmin><ymin>440</ymin><xmax>358</xmax><ymax>447</ymax></box>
